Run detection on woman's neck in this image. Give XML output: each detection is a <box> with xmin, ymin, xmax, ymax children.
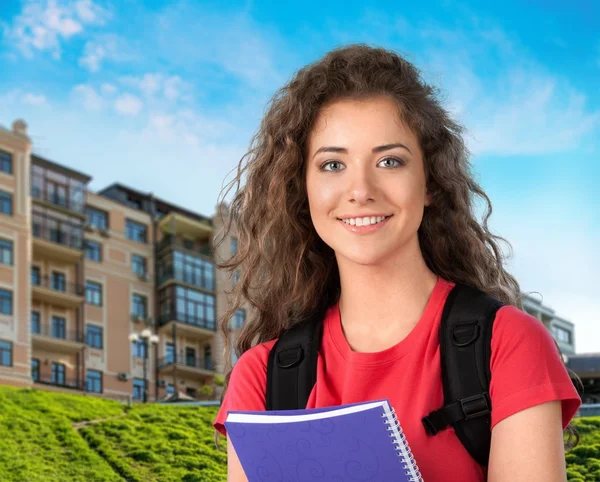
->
<box><xmin>337</xmin><ymin>244</ymin><xmax>439</xmax><ymax>336</ymax></box>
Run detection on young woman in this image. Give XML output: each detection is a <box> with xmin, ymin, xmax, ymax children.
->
<box><xmin>212</xmin><ymin>45</ymin><xmax>581</xmax><ymax>481</ymax></box>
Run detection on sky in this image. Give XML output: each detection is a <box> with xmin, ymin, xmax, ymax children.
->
<box><xmin>0</xmin><ymin>0</ymin><xmax>598</xmax><ymax>352</ymax></box>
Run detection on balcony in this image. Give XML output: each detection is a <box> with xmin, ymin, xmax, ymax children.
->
<box><xmin>158</xmin><ymin>212</ymin><xmax>212</xmax><ymax>240</ymax></box>
<box><xmin>157</xmin><ymin>235</ymin><xmax>213</xmax><ymax>258</ymax></box>
<box><xmin>33</xmin><ymin>375</ymin><xmax>84</xmax><ymax>391</ymax></box>
<box><xmin>31</xmin><ymin>275</ymin><xmax>84</xmax><ymax>308</ymax></box>
<box><xmin>158</xmin><ymin>353</ymin><xmax>216</xmax><ymax>377</ymax></box>
<box><xmin>32</xmin><ymin>221</ymin><xmax>83</xmax><ymax>263</ymax></box>
<box><xmin>157</xmin><ymin>265</ymin><xmax>215</xmax><ymax>292</ymax></box>
<box><xmin>31</xmin><ymin>325</ymin><xmax>85</xmax><ymax>353</ymax></box>
<box><xmin>157</xmin><ymin>312</ymin><xmax>215</xmax><ymax>342</ymax></box>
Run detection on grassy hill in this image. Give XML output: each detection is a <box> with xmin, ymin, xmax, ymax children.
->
<box><xmin>0</xmin><ymin>385</ymin><xmax>598</xmax><ymax>481</ymax></box>
<box><xmin>0</xmin><ymin>386</ymin><xmax>226</xmax><ymax>481</ymax></box>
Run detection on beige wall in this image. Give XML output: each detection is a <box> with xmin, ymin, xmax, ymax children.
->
<box><xmin>0</xmin><ymin>125</ymin><xmax>31</xmax><ymax>387</ymax></box>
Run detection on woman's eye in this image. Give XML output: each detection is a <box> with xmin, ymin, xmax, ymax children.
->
<box><xmin>379</xmin><ymin>157</ymin><xmax>404</xmax><ymax>168</ymax></box>
<box><xmin>320</xmin><ymin>161</ymin><xmax>345</xmax><ymax>172</ymax></box>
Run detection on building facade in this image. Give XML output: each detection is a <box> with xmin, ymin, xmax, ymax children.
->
<box><xmin>0</xmin><ymin>119</ymin><xmax>578</xmax><ymax>403</ymax></box>
<box><xmin>0</xmin><ymin>120</ymin><xmax>242</xmax><ymax>402</ymax></box>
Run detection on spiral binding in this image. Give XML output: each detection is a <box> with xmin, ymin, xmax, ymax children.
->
<box><xmin>381</xmin><ymin>406</ymin><xmax>424</xmax><ymax>482</ymax></box>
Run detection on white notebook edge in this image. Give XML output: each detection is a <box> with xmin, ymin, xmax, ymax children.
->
<box><xmin>225</xmin><ymin>399</ymin><xmax>387</xmax><ymax>424</ymax></box>
<box><xmin>381</xmin><ymin>402</ymin><xmax>423</xmax><ymax>482</ymax></box>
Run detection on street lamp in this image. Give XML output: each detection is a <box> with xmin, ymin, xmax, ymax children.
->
<box><xmin>129</xmin><ymin>328</ymin><xmax>159</xmax><ymax>403</ymax></box>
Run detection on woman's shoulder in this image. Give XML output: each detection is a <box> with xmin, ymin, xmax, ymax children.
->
<box><xmin>233</xmin><ymin>338</ymin><xmax>278</xmax><ymax>373</ymax></box>
<box><xmin>492</xmin><ymin>304</ymin><xmax>555</xmax><ymax>347</ymax></box>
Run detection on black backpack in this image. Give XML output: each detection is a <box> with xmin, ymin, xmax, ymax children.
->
<box><xmin>265</xmin><ymin>283</ymin><xmax>504</xmax><ymax>466</ymax></box>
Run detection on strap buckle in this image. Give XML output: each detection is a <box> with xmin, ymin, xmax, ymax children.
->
<box><xmin>460</xmin><ymin>393</ymin><xmax>491</xmax><ymax>420</ymax></box>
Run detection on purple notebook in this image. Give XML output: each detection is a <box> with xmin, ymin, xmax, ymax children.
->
<box><xmin>224</xmin><ymin>399</ymin><xmax>423</xmax><ymax>481</ymax></box>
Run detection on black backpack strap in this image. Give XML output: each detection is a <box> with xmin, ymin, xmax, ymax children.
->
<box><xmin>265</xmin><ymin>311</ymin><xmax>324</xmax><ymax>410</ymax></box>
<box><xmin>422</xmin><ymin>283</ymin><xmax>504</xmax><ymax>466</ymax></box>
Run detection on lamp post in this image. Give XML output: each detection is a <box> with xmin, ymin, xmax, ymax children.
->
<box><xmin>128</xmin><ymin>328</ymin><xmax>159</xmax><ymax>403</ymax></box>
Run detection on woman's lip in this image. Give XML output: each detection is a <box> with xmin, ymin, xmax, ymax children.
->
<box><xmin>337</xmin><ymin>215</ymin><xmax>392</xmax><ymax>234</ymax></box>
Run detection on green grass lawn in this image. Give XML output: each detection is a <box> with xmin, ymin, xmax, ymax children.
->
<box><xmin>0</xmin><ymin>385</ymin><xmax>226</xmax><ymax>481</ymax></box>
<box><xmin>0</xmin><ymin>385</ymin><xmax>598</xmax><ymax>481</ymax></box>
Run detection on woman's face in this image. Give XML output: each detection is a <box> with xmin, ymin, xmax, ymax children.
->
<box><xmin>305</xmin><ymin>96</ymin><xmax>431</xmax><ymax>267</ymax></box>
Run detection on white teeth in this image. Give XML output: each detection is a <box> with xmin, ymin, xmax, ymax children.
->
<box><xmin>341</xmin><ymin>216</ymin><xmax>388</xmax><ymax>227</ymax></box>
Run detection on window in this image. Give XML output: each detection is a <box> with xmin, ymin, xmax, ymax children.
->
<box><xmin>231</xmin><ymin>236</ymin><xmax>238</xmax><ymax>254</ymax></box>
<box><xmin>85</xmin><ymin>241</ymin><xmax>102</xmax><ymax>262</ymax></box>
<box><xmin>86</xmin><ymin>325</ymin><xmax>103</xmax><ymax>349</ymax></box>
<box><xmin>204</xmin><ymin>343</ymin><xmax>212</xmax><ymax>370</ymax></box>
<box><xmin>132</xmin><ymin>255</ymin><xmax>147</xmax><ymax>276</ymax></box>
<box><xmin>51</xmin><ymin>272</ymin><xmax>66</xmax><ymax>292</ymax></box>
<box><xmin>0</xmin><ymin>150</ymin><xmax>12</xmax><ymax>175</ymax></box>
<box><xmin>0</xmin><ymin>340</ymin><xmax>12</xmax><ymax>366</ymax></box>
<box><xmin>158</xmin><ymin>286</ymin><xmax>215</xmax><ymax>329</ymax></box>
<box><xmin>31</xmin><ymin>311</ymin><xmax>40</xmax><ymax>334</ymax></box>
<box><xmin>86</xmin><ymin>370</ymin><xmax>103</xmax><ymax>393</ymax></box>
<box><xmin>0</xmin><ymin>289</ymin><xmax>12</xmax><ymax>315</ymax></box>
<box><xmin>51</xmin><ymin>362</ymin><xmax>65</xmax><ymax>385</ymax></box>
<box><xmin>86</xmin><ymin>207</ymin><xmax>108</xmax><ymax>230</ymax></box>
<box><xmin>132</xmin><ymin>294</ymin><xmax>147</xmax><ymax>318</ymax></box>
<box><xmin>553</xmin><ymin>326</ymin><xmax>572</xmax><ymax>344</ymax></box>
<box><xmin>0</xmin><ymin>191</ymin><xmax>12</xmax><ymax>215</ymax></box>
<box><xmin>31</xmin><ymin>359</ymin><xmax>39</xmax><ymax>381</ymax></box>
<box><xmin>133</xmin><ymin>378</ymin><xmax>146</xmax><ymax>400</ymax></box>
<box><xmin>185</xmin><ymin>387</ymin><xmax>197</xmax><ymax>398</ymax></box>
<box><xmin>158</xmin><ymin>250</ymin><xmax>214</xmax><ymax>290</ymax></box>
<box><xmin>232</xmin><ymin>309</ymin><xmax>245</xmax><ymax>329</ymax></box>
<box><xmin>0</xmin><ymin>239</ymin><xmax>12</xmax><ymax>265</ymax></box>
<box><xmin>31</xmin><ymin>164</ymin><xmax>85</xmax><ymax>213</ymax></box>
<box><xmin>51</xmin><ymin>316</ymin><xmax>66</xmax><ymax>339</ymax></box>
<box><xmin>166</xmin><ymin>383</ymin><xmax>175</xmax><ymax>396</ymax></box>
<box><xmin>132</xmin><ymin>339</ymin><xmax>147</xmax><ymax>358</ymax></box>
<box><xmin>232</xmin><ymin>270</ymin><xmax>240</xmax><ymax>285</ymax></box>
<box><xmin>31</xmin><ymin>266</ymin><xmax>40</xmax><ymax>286</ymax></box>
<box><xmin>85</xmin><ymin>281</ymin><xmax>102</xmax><ymax>306</ymax></box>
<box><xmin>165</xmin><ymin>342</ymin><xmax>175</xmax><ymax>364</ymax></box>
<box><xmin>185</xmin><ymin>347</ymin><xmax>196</xmax><ymax>367</ymax></box>
<box><xmin>126</xmin><ymin>219</ymin><xmax>147</xmax><ymax>243</ymax></box>
<box><xmin>32</xmin><ymin>207</ymin><xmax>84</xmax><ymax>249</ymax></box>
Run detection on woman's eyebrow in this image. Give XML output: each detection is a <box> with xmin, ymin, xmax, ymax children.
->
<box><xmin>312</xmin><ymin>142</ymin><xmax>412</xmax><ymax>159</ymax></box>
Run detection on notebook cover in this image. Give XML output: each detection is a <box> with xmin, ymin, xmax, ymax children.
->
<box><xmin>225</xmin><ymin>402</ymin><xmax>417</xmax><ymax>482</ymax></box>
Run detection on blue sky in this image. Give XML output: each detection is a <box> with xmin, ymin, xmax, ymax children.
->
<box><xmin>0</xmin><ymin>0</ymin><xmax>598</xmax><ymax>352</ymax></box>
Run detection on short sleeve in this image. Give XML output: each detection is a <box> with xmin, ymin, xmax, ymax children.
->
<box><xmin>489</xmin><ymin>305</ymin><xmax>581</xmax><ymax>430</ymax></box>
<box><xmin>212</xmin><ymin>340</ymin><xmax>275</xmax><ymax>437</ymax></box>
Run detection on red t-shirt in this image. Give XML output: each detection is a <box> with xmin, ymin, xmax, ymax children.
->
<box><xmin>213</xmin><ymin>277</ymin><xmax>581</xmax><ymax>481</ymax></box>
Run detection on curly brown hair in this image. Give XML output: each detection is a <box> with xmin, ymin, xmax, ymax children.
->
<box><xmin>212</xmin><ymin>43</ymin><xmax>579</xmax><ymax>451</ymax></box>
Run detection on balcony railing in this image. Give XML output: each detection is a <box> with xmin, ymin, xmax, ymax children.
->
<box><xmin>158</xmin><ymin>354</ymin><xmax>216</xmax><ymax>371</ymax></box>
<box><xmin>158</xmin><ymin>312</ymin><xmax>216</xmax><ymax>331</ymax></box>
<box><xmin>157</xmin><ymin>266</ymin><xmax>215</xmax><ymax>291</ymax></box>
<box><xmin>157</xmin><ymin>235</ymin><xmax>213</xmax><ymax>257</ymax></box>
<box><xmin>32</xmin><ymin>222</ymin><xmax>84</xmax><ymax>250</ymax></box>
<box><xmin>31</xmin><ymin>324</ymin><xmax>85</xmax><ymax>343</ymax></box>
<box><xmin>33</xmin><ymin>375</ymin><xmax>84</xmax><ymax>390</ymax></box>
<box><xmin>32</xmin><ymin>274</ymin><xmax>84</xmax><ymax>297</ymax></box>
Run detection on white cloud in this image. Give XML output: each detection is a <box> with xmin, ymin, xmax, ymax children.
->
<box><xmin>4</xmin><ymin>0</ymin><xmax>109</xmax><ymax>59</ymax></box>
<box><xmin>78</xmin><ymin>34</ymin><xmax>131</xmax><ymax>72</ymax></box>
<box><xmin>119</xmin><ymin>73</ymin><xmax>190</xmax><ymax>102</ymax></box>
<box><xmin>22</xmin><ymin>93</ymin><xmax>47</xmax><ymax>106</ymax></box>
<box><xmin>416</xmin><ymin>24</ymin><xmax>599</xmax><ymax>156</ymax></box>
<box><xmin>114</xmin><ymin>93</ymin><xmax>143</xmax><ymax>116</ymax></box>
<box><xmin>72</xmin><ymin>84</ymin><xmax>103</xmax><ymax>111</ymax></box>
<box><xmin>101</xmin><ymin>83</ymin><xmax>116</xmax><ymax>94</ymax></box>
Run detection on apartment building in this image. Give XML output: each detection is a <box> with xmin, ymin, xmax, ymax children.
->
<box><xmin>0</xmin><ymin>120</ymin><xmax>241</xmax><ymax>402</ymax></box>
